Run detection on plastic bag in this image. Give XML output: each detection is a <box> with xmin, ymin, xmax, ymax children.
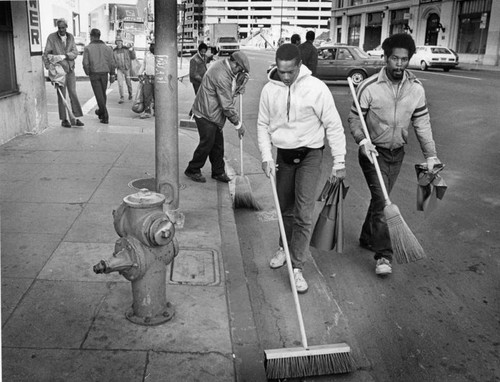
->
<box><xmin>132</xmin><ymin>81</ymin><xmax>144</xmax><ymax>114</ymax></box>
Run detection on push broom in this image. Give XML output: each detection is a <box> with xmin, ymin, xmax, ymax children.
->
<box><xmin>233</xmin><ymin>94</ymin><xmax>261</xmax><ymax>210</ymax></box>
<box><xmin>264</xmin><ymin>173</ymin><xmax>354</xmax><ymax>379</ymax></box>
<box><xmin>347</xmin><ymin>77</ymin><xmax>425</xmax><ymax>264</ymax></box>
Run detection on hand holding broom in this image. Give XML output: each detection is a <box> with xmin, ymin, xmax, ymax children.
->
<box><xmin>347</xmin><ymin>77</ymin><xmax>425</xmax><ymax>264</ymax></box>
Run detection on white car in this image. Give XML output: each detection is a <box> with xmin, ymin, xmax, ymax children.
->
<box><xmin>409</xmin><ymin>45</ymin><xmax>459</xmax><ymax>72</ymax></box>
<box><xmin>366</xmin><ymin>45</ymin><xmax>384</xmax><ymax>58</ymax></box>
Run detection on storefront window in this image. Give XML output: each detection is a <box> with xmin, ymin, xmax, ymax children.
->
<box><xmin>390</xmin><ymin>8</ymin><xmax>410</xmax><ymax>36</ymax></box>
<box><xmin>0</xmin><ymin>2</ymin><xmax>18</xmax><ymax>97</ymax></box>
<box><xmin>348</xmin><ymin>14</ymin><xmax>361</xmax><ymax>46</ymax></box>
<box><xmin>457</xmin><ymin>0</ymin><xmax>491</xmax><ymax>54</ymax></box>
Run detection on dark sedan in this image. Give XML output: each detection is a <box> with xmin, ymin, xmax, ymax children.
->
<box><xmin>316</xmin><ymin>45</ymin><xmax>385</xmax><ymax>85</ymax></box>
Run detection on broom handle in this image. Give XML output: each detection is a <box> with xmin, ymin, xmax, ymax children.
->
<box><xmin>239</xmin><ymin>94</ymin><xmax>244</xmax><ymax>175</ymax></box>
<box><xmin>56</xmin><ymin>85</ymin><xmax>76</xmax><ymax>121</ymax></box>
<box><xmin>270</xmin><ymin>173</ymin><xmax>309</xmax><ymax>349</ymax></box>
<box><xmin>347</xmin><ymin>78</ymin><xmax>391</xmax><ymax>204</ymax></box>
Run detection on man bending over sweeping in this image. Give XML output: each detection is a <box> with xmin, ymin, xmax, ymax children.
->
<box><xmin>257</xmin><ymin>44</ymin><xmax>347</xmax><ymax>293</ymax></box>
<box><xmin>348</xmin><ymin>33</ymin><xmax>441</xmax><ymax>276</ymax></box>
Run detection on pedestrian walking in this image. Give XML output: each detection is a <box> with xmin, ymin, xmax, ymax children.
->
<box><xmin>189</xmin><ymin>43</ymin><xmax>208</xmax><ymax>95</ymax></box>
<box><xmin>290</xmin><ymin>33</ymin><xmax>301</xmax><ymax>46</ymax></box>
<box><xmin>113</xmin><ymin>37</ymin><xmax>135</xmax><ymax>104</ymax></box>
<box><xmin>43</xmin><ymin>18</ymin><xmax>84</xmax><ymax>128</ymax></box>
<box><xmin>348</xmin><ymin>33</ymin><xmax>441</xmax><ymax>276</ymax></box>
<box><xmin>138</xmin><ymin>43</ymin><xmax>155</xmax><ymax>119</ymax></box>
<box><xmin>298</xmin><ymin>31</ymin><xmax>318</xmax><ymax>77</ymax></box>
<box><xmin>257</xmin><ymin>44</ymin><xmax>346</xmax><ymax>293</ymax></box>
<box><xmin>83</xmin><ymin>29</ymin><xmax>116</xmax><ymax>124</ymax></box>
<box><xmin>184</xmin><ymin>51</ymin><xmax>249</xmax><ymax>184</ymax></box>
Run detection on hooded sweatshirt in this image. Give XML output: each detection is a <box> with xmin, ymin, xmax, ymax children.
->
<box><xmin>257</xmin><ymin>64</ymin><xmax>346</xmax><ymax>165</ymax></box>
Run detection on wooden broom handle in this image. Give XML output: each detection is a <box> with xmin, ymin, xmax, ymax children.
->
<box><xmin>347</xmin><ymin>78</ymin><xmax>391</xmax><ymax>204</ymax></box>
<box><xmin>270</xmin><ymin>173</ymin><xmax>309</xmax><ymax>349</ymax></box>
<box><xmin>239</xmin><ymin>94</ymin><xmax>244</xmax><ymax>175</ymax></box>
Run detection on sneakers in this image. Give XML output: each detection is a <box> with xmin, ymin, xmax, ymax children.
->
<box><xmin>61</xmin><ymin>120</ymin><xmax>71</xmax><ymax>128</ymax></box>
<box><xmin>211</xmin><ymin>173</ymin><xmax>231</xmax><ymax>183</ymax></box>
<box><xmin>270</xmin><ymin>247</ymin><xmax>286</xmax><ymax>269</ymax></box>
<box><xmin>375</xmin><ymin>258</ymin><xmax>392</xmax><ymax>276</ymax></box>
<box><xmin>184</xmin><ymin>170</ymin><xmax>206</xmax><ymax>183</ymax></box>
<box><xmin>140</xmin><ymin>112</ymin><xmax>151</xmax><ymax>119</ymax></box>
<box><xmin>73</xmin><ymin>119</ymin><xmax>84</xmax><ymax>127</ymax></box>
<box><xmin>118</xmin><ymin>98</ymin><xmax>124</xmax><ymax>104</ymax></box>
<box><xmin>293</xmin><ymin>268</ymin><xmax>308</xmax><ymax>293</ymax></box>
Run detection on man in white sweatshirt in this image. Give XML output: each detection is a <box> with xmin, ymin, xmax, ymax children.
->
<box><xmin>257</xmin><ymin>44</ymin><xmax>346</xmax><ymax>293</ymax></box>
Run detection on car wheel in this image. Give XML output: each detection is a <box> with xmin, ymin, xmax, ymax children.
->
<box><xmin>420</xmin><ymin>61</ymin><xmax>428</xmax><ymax>71</ymax></box>
<box><xmin>443</xmin><ymin>68</ymin><xmax>450</xmax><ymax>72</ymax></box>
<box><xmin>349</xmin><ymin>70</ymin><xmax>366</xmax><ymax>86</ymax></box>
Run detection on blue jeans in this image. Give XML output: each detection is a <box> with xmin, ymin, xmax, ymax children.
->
<box><xmin>185</xmin><ymin>117</ymin><xmax>225</xmax><ymax>176</ymax></box>
<box><xmin>359</xmin><ymin>146</ymin><xmax>404</xmax><ymax>261</ymax></box>
<box><xmin>276</xmin><ymin>147</ymin><xmax>323</xmax><ymax>269</ymax></box>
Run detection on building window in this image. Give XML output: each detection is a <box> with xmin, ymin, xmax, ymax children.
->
<box><xmin>0</xmin><ymin>1</ymin><xmax>18</xmax><ymax>97</ymax></box>
<box><xmin>457</xmin><ymin>0</ymin><xmax>491</xmax><ymax>54</ymax></box>
<box><xmin>348</xmin><ymin>14</ymin><xmax>361</xmax><ymax>46</ymax></box>
<box><xmin>390</xmin><ymin>8</ymin><xmax>410</xmax><ymax>35</ymax></box>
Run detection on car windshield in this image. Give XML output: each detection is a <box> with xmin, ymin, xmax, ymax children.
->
<box><xmin>352</xmin><ymin>47</ymin><xmax>370</xmax><ymax>58</ymax></box>
<box><xmin>430</xmin><ymin>47</ymin><xmax>451</xmax><ymax>54</ymax></box>
<box><xmin>219</xmin><ymin>37</ymin><xmax>237</xmax><ymax>43</ymax></box>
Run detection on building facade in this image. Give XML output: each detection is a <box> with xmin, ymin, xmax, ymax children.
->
<box><xmin>331</xmin><ymin>0</ymin><xmax>499</xmax><ymax>66</ymax></box>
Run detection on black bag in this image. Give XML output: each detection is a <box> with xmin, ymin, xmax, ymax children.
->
<box><xmin>278</xmin><ymin>147</ymin><xmax>312</xmax><ymax>165</ymax></box>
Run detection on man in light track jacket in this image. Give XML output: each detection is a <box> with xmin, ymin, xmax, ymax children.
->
<box><xmin>257</xmin><ymin>44</ymin><xmax>347</xmax><ymax>293</ymax></box>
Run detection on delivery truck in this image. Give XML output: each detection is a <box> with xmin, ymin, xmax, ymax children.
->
<box><xmin>205</xmin><ymin>23</ymin><xmax>240</xmax><ymax>55</ymax></box>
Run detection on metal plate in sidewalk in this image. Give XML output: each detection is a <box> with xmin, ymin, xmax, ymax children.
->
<box><xmin>168</xmin><ymin>247</ymin><xmax>220</xmax><ymax>286</ymax></box>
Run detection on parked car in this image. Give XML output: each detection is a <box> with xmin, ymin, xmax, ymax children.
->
<box><xmin>366</xmin><ymin>45</ymin><xmax>384</xmax><ymax>58</ymax></box>
<box><xmin>409</xmin><ymin>45</ymin><xmax>459</xmax><ymax>72</ymax></box>
<box><xmin>267</xmin><ymin>45</ymin><xmax>384</xmax><ymax>86</ymax></box>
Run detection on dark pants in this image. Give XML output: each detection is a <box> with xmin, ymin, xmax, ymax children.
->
<box><xmin>143</xmin><ymin>76</ymin><xmax>155</xmax><ymax>113</ymax></box>
<box><xmin>90</xmin><ymin>73</ymin><xmax>109</xmax><ymax>121</ymax></box>
<box><xmin>192</xmin><ymin>82</ymin><xmax>201</xmax><ymax>94</ymax></box>
<box><xmin>57</xmin><ymin>70</ymin><xmax>83</xmax><ymax>122</ymax></box>
<box><xmin>276</xmin><ymin>148</ymin><xmax>323</xmax><ymax>270</ymax></box>
<box><xmin>359</xmin><ymin>146</ymin><xmax>405</xmax><ymax>261</ymax></box>
<box><xmin>185</xmin><ymin>117</ymin><xmax>225</xmax><ymax>176</ymax></box>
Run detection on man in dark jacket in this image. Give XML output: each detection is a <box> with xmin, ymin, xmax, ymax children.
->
<box><xmin>189</xmin><ymin>43</ymin><xmax>208</xmax><ymax>94</ymax></box>
<box><xmin>184</xmin><ymin>52</ymin><xmax>249</xmax><ymax>183</ymax></box>
<box><xmin>298</xmin><ymin>31</ymin><xmax>318</xmax><ymax>77</ymax></box>
<box><xmin>83</xmin><ymin>29</ymin><xmax>116</xmax><ymax>124</ymax></box>
<box><xmin>43</xmin><ymin>18</ymin><xmax>84</xmax><ymax>128</ymax></box>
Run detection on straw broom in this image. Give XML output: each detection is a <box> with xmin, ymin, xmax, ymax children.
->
<box><xmin>264</xmin><ymin>173</ymin><xmax>354</xmax><ymax>379</ymax></box>
<box><xmin>233</xmin><ymin>94</ymin><xmax>261</xmax><ymax>210</ymax></box>
<box><xmin>347</xmin><ymin>77</ymin><xmax>425</xmax><ymax>264</ymax></box>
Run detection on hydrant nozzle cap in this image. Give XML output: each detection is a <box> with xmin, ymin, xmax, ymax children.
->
<box><xmin>124</xmin><ymin>189</ymin><xmax>166</xmax><ymax>208</ymax></box>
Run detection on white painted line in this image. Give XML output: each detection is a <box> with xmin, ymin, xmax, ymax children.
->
<box><xmin>410</xmin><ymin>70</ymin><xmax>481</xmax><ymax>81</ymax></box>
<box><xmin>82</xmin><ymin>89</ymin><xmax>114</xmax><ymax>115</ymax></box>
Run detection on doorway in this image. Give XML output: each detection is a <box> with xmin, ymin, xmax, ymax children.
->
<box><xmin>425</xmin><ymin>13</ymin><xmax>440</xmax><ymax>45</ymax></box>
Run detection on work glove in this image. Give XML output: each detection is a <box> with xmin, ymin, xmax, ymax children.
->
<box><xmin>330</xmin><ymin>164</ymin><xmax>346</xmax><ymax>181</ymax></box>
<box><xmin>360</xmin><ymin>139</ymin><xmax>378</xmax><ymax>164</ymax></box>
<box><xmin>426</xmin><ymin>156</ymin><xmax>441</xmax><ymax>172</ymax></box>
<box><xmin>262</xmin><ymin>160</ymin><xmax>276</xmax><ymax>178</ymax></box>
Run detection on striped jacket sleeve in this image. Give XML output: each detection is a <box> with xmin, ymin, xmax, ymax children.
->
<box><xmin>411</xmin><ymin>82</ymin><xmax>437</xmax><ymax>158</ymax></box>
<box><xmin>347</xmin><ymin>79</ymin><xmax>372</xmax><ymax>144</ymax></box>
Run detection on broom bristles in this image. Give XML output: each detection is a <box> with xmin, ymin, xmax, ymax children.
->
<box><xmin>265</xmin><ymin>344</ymin><xmax>355</xmax><ymax>379</ymax></box>
<box><xmin>233</xmin><ymin>175</ymin><xmax>261</xmax><ymax>210</ymax></box>
<box><xmin>384</xmin><ymin>204</ymin><xmax>426</xmax><ymax>264</ymax></box>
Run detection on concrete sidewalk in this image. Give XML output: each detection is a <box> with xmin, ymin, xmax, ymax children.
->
<box><xmin>1</xmin><ymin>68</ymin><xmax>266</xmax><ymax>381</ymax></box>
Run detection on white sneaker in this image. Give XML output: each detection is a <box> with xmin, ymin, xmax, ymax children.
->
<box><xmin>293</xmin><ymin>268</ymin><xmax>308</xmax><ymax>293</ymax></box>
<box><xmin>270</xmin><ymin>247</ymin><xmax>286</xmax><ymax>269</ymax></box>
<box><xmin>375</xmin><ymin>258</ymin><xmax>392</xmax><ymax>276</ymax></box>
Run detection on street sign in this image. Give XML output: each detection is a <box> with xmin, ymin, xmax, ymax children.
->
<box><xmin>480</xmin><ymin>12</ymin><xmax>487</xmax><ymax>29</ymax></box>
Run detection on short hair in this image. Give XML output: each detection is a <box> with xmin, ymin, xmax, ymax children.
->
<box><xmin>198</xmin><ymin>42</ymin><xmax>208</xmax><ymax>52</ymax></box>
<box><xmin>305</xmin><ymin>31</ymin><xmax>315</xmax><ymax>42</ymax></box>
<box><xmin>56</xmin><ymin>18</ymin><xmax>68</xmax><ymax>28</ymax></box>
<box><xmin>382</xmin><ymin>33</ymin><xmax>416</xmax><ymax>59</ymax></box>
<box><xmin>291</xmin><ymin>34</ymin><xmax>301</xmax><ymax>45</ymax></box>
<box><xmin>276</xmin><ymin>43</ymin><xmax>301</xmax><ymax>65</ymax></box>
<box><xmin>90</xmin><ymin>28</ymin><xmax>101</xmax><ymax>38</ymax></box>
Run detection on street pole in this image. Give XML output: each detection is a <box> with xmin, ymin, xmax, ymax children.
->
<box><xmin>154</xmin><ymin>0</ymin><xmax>180</xmax><ymax>222</ymax></box>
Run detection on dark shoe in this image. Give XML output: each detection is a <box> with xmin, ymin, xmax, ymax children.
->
<box><xmin>184</xmin><ymin>170</ymin><xmax>206</xmax><ymax>183</ymax></box>
<box><xmin>359</xmin><ymin>239</ymin><xmax>373</xmax><ymax>251</ymax></box>
<box><xmin>118</xmin><ymin>98</ymin><xmax>124</xmax><ymax>104</ymax></box>
<box><xmin>95</xmin><ymin>109</ymin><xmax>103</xmax><ymax>120</ymax></box>
<box><xmin>73</xmin><ymin>119</ymin><xmax>84</xmax><ymax>127</ymax></box>
<box><xmin>128</xmin><ymin>94</ymin><xmax>133</xmax><ymax>100</ymax></box>
<box><xmin>61</xmin><ymin>120</ymin><xmax>71</xmax><ymax>128</ymax></box>
<box><xmin>100</xmin><ymin>119</ymin><xmax>109</xmax><ymax>124</ymax></box>
<box><xmin>211</xmin><ymin>173</ymin><xmax>231</xmax><ymax>183</ymax></box>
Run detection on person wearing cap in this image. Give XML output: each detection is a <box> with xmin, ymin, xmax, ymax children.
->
<box><xmin>184</xmin><ymin>51</ymin><xmax>249</xmax><ymax>183</ymax></box>
<box><xmin>43</xmin><ymin>18</ymin><xmax>84</xmax><ymax>128</ymax></box>
<box><xmin>189</xmin><ymin>43</ymin><xmax>208</xmax><ymax>95</ymax></box>
<box><xmin>257</xmin><ymin>44</ymin><xmax>346</xmax><ymax>293</ymax></box>
<box><xmin>83</xmin><ymin>28</ymin><xmax>116</xmax><ymax>124</ymax></box>
<box><xmin>113</xmin><ymin>37</ymin><xmax>135</xmax><ymax>103</ymax></box>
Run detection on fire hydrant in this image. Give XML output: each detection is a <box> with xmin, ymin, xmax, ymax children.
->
<box><xmin>93</xmin><ymin>189</ymin><xmax>178</xmax><ymax>326</ymax></box>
